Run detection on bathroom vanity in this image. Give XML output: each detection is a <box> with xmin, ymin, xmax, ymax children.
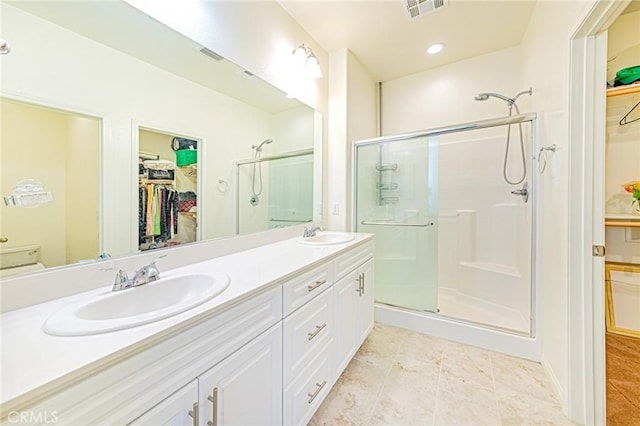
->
<box><xmin>0</xmin><ymin>233</ymin><xmax>374</xmax><ymax>425</ymax></box>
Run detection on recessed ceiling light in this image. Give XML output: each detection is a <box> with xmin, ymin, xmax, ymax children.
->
<box><xmin>426</xmin><ymin>43</ymin><xmax>444</xmax><ymax>55</ymax></box>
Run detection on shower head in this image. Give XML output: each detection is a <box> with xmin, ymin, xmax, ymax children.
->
<box><xmin>474</xmin><ymin>92</ymin><xmax>514</xmax><ymax>105</ymax></box>
<box><xmin>252</xmin><ymin>139</ymin><xmax>273</xmax><ymax>152</ymax></box>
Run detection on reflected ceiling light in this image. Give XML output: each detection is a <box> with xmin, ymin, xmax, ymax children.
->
<box><xmin>292</xmin><ymin>44</ymin><xmax>323</xmax><ymax>79</ymax></box>
<box><xmin>426</xmin><ymin>43</ymin><xmax>444</xmax><ymax>55</ymax></box>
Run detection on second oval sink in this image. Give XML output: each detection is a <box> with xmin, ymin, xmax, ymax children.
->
<box><xmin>44</xmin><ymin>272</ymin><xmax>230</xmax><ymax>336</ymax></box>
<box><xmin>297</xmin><ymin>232</ymin><xmax>355</xmax><ymax>246</ymax></box>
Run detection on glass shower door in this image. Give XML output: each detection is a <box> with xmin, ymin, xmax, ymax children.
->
<box><xmin>355</xmin><ymin>135</ymin><xmax>439</xmax><ymax>312</ymax></box>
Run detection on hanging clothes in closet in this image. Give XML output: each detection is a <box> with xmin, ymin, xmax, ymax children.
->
<box><xmin>138</xmin><ymin>183</ymin><xmax>178</xmax><ymax>246</ymax></box>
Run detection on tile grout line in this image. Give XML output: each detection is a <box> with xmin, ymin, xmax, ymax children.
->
<box><xmin>364</xmin><ymin>331</ymin><xmax>403</xmax><ymax>424</ymax></box>
<box><xmin>430</xmin><ymin>343</ymin><xmax>446</xmax><ymax>426</ymax></box>
<box><xmin>489</xmin><ymin>353</ymin><xmax>503</xmax><ymax>425</ymax></box>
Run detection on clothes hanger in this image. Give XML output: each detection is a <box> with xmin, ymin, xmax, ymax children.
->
<box><xmin>619</xmin><ymin>100</ymin><xmax>640</xmax><ymax>126</ymax></box>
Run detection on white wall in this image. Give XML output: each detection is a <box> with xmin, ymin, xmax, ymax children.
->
<box><xmin>519</xmin><ymin>0</ymin><xmax>599</xmax><ymax>413</ymax></box>
<box><xmin>381</xmin><ymin>47</ymin><xmax>524</xmax><ymax>134</ymax></box>
<box><xmin>327</xmin><ymin>49</ymin><xmax>378</xmax><ymax>231</ymax></box>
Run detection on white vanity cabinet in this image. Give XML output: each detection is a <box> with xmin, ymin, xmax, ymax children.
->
<box><xmin>196</xmin><ymin>323</ymin><xmax>282</xmax><ymax>426</ymax></box>
<box><xmin>131</xmin><ymin>324</ymin><xmax>282</xmax><ymax>426</ymax></box>
<box><xmin>333</xmin><ymin>242</ymin><xmax>374</xmax><ymax>378</ymax></box>
<box><xmin>282</xmin><ymin>262</ymin><xmax>334</xmax><ymax>426</ymax></box>
<box><xmin>130</xmin><ymin>380</ymin><xmax>199</xmax><ymax>426</ymax></box>
<box><xmin>1</xmin><ymin>236</ymin><xmax>375</xmax><ymax>426</ymax></box>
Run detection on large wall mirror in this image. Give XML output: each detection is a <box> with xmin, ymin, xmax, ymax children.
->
<box><xmin>0</xmin><ymin>1</ymin><xmax>322</xmax><ymax>276</ymax></box>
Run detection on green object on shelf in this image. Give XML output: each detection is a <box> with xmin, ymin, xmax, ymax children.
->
<box><xmin>176</xmin><ymin>149</ymin><xmax>197</xmax><ymax>167</ymax></box>
<box><xmin>614</xmin><ymin>65</ymin><xmax>640</xmax><ymax>86</ymax></box>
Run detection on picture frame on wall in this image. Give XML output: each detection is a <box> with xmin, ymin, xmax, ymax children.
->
<box><xmin>605</xmin><ymin>262</ymin><xmax>640</xmax><ymax>338</ymax></box>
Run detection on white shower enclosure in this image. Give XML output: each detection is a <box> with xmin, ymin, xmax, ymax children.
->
<box><xmin>354</xmin><ymin>113</ymin><xmax>536</xmax><ymax>335</ymax></box>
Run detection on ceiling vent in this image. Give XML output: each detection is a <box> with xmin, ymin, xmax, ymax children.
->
<box><xmin>405</xmin><ymin>0</ymin><xmax>449</xmax><ymax>19</ymax></box>
<box><xmin>199</xmin><ymin>47</ymin><xmax>224</xmax><ymax>61</ymax></box>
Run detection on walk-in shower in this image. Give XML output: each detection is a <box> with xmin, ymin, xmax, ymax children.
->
<box><xmin>354</xmin><ymin>113</ymin><xmax>537</xmax><ymax>355</ymax></box>
<box><xmin>236</xmin><ymin>148</ymin><xmax>314</xmax><ymax>234</ymax></box>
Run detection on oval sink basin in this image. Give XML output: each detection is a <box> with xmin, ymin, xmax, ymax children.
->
<box><xmin>44</xmin><ymin>272</ymin><xmax>230</xmax><ymax>336</ymax></box>
<box><xmin>297</xmin><ymin>232</ymin><xmax>355</xmax><ymax>246</ymax></box>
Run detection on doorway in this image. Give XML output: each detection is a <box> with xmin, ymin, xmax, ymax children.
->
<box><xmin>137</xmin><ymin>127</ymin><xmax>200</xmax><ymax>251</ymax></box>
<box><xmin>602</xmin><ymin>6</ymin><xmax>640</xmax><ymax>422</ymax></box>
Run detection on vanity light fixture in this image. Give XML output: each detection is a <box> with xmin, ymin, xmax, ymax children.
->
<box><xmin>426</xmin><ymin>42</ymin><xmax>445</xmax><ymax>55</ymax></box>
<box><xmin>292</xmin><ymin>44</ymin><xmax>323</xmax><ymax>79</ymax></box>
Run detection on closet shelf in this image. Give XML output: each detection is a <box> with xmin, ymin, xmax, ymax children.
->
<box><xmin>605</xmin><ymin>214</ymin><xmax>640</xmax><ymax>227</ymax></box>
<box><xmin>139</xmin><ymin>179</ymin><xmax>174</xmax><ymax>185</ymax></box>
<box><xmin>606</xmin><ymin>84</ymin><xmax>640</xmax><ymax>98</ymax></box>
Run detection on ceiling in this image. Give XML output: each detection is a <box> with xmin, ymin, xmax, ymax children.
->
<box><xmin>279</xmin><ymin>0</ymin><xmax>537</xmax><ymax>82</ymax></box>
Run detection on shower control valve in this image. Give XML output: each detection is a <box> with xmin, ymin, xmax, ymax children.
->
<box><xmin>510</xmin><ymin>182</ymin><xmax>529</xmax><ymax>203</ymax></box>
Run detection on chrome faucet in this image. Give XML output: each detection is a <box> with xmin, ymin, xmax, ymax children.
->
<box><xmin>112</xmin><ymin>255</ymin><xmax>166</xmax><ymax>292</ymax></box>
<box><xmin>303</xmin><ymin>225</ymin><xmax>324</xmax><ymax>238</ymax></box>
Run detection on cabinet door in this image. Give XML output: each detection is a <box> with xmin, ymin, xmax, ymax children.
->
<box><xmin>356</xmin><ymin>259</ymin><xmax>375</xmax><ymax>346</ymax></box>
<box><xmin>333</xmin><ymin>271</ymin><xmax>358</xmax><ymax>378</ymax></box>
<box><xmin>130</xmin><ymin>380</ymin><xmax>198</xmax><ymax>426</ymax></box>
<box><xmin>198</xmin><ymin>324</ymin><xmax>282</xmax><ymax>426</ymax></box>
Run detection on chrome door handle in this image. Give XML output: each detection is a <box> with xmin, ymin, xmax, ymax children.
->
<box><xmin>356</xmin><ymin>274</ymin><xmax>362</xmax><ymax>296</ymax></box>
<box><xmin>360</xmin><ymin>272</ymin><xmax>365</xmax><ymax>295</ymax></box>
<box><xmin>307</xmin><ymin>380</ymin><xmax>327</xmax><ymax>404</ymax></box>
<box><xmin>188</xmin><ymin>402</ymin><xmax>199</xmax><ymax>426</ymax></box>
<box><xmin>307</xmin><ymin>323</ymin><xmax>327</xmax><ymax>341</ymax></box>
<box><xmin>307</xmin><ymin>279</ymin><xmax>327</xmax><ymax>292</ymax></box>
<box><xmin>207</xmin><ymin>387</ymin><xmax>218</xmax><ymax>426</ymax></box>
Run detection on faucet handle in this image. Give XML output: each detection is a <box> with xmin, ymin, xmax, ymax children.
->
<box><xmin>114</xmin><ymin>269</ymin><xmax>128</xmax><ymax>284</ymax></box>
<box><xmin>146</xmin><ymin>254</ymin><xmax>166</xmax><ymax>281</ymax></box>
<box><xmin>112</xmin><ymin>269</ymin><xmax>131</xmax><ymax>291</ymax></box>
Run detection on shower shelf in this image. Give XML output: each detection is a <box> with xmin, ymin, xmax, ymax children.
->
<box><xmin>376</xmin><ymin>163</ymin><xmax>398</xmax><ymax>172</ymax></box>
<box><xmin>377</xmin><ymin>183</ymin><xmax>399</xmax><ymax>190</ymax></box>
<box><xmin>376</xmin><ymin>163</ymin><xmax>399</xmax><ymax>205</ymax></box>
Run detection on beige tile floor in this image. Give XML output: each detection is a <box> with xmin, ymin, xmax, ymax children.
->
<box><xmin>310</xmin><ymin>323</ymin><xmax>572</xmax><ymax>426</ymax></box>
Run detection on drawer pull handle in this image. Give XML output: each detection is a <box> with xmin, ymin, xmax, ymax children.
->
<box><xmin>207</xmin><ymin>387</ymin><xmax>218</xmax><ymax>426</ymax></box>
<box><xmin>188</xmin><ymin>402</ymin><xmax>199</xmax><ymax>426</ymax></box>
<box><xmin>307</xmin><ymin>380</ymin><xmax>327</xmax><ymax>404</ymax></box>
<box><xmin>307</xmin><ymin>322</ymin><xmax>327</xmax><ymax>341</ymax></box>
<box><xmin>307</xmin><ymin>279</ymin><xmax>327</xmax><ymax>292</ymax></box>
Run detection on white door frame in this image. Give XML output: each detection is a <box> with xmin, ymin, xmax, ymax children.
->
<box><xmin>567</xmin><ymin>1</ymin><xmax>630</xmax><ymax>424</ymax></box>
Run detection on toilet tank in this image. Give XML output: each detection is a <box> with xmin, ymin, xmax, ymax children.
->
<box><xmin>0</xmin><ymin>245</ymin><xmax>41</xmax><ymax>269</ymax></box>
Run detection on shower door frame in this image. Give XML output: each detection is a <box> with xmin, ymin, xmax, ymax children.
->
<box><xmin>352</xmin><ymin>112</ymin><xmax>540</xmax><ymax>340</ymax></box>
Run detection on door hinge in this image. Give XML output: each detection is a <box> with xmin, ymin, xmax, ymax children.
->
<box><xmin>592</xmin><ymin>245</ymin><xmax>606</xmax><ymax>257</ymax></box>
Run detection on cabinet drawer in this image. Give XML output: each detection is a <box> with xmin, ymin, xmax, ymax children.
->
<box><xmin>282</xmin><ymin>262</ymin><xmax>331</xmax><ymax>316</ymax></box>
<box><xmin>283</xmin><ymin>288</ymin><xmax>332</xmax><ymax>384</ymax></box>
<box><xmin>283</xmin><ymin>342</ymin><xmax>332</xmax><ymax>426</ymax></box>
<box><xmin>335</xmin><ymin>241</ymin><xmax>373</xmax><ymax>280</ymax></box>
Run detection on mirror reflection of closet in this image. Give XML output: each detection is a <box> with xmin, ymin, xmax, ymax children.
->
<box><xmin>138</xmin><ymin>128</ymin><xmax>199</xmax><ymax>252</ymax></box>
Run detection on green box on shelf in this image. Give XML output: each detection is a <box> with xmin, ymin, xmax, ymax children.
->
<box><xmin>176</xmin><ymin>149</ymin><xmax>197</xmax><ymax>167</ymax></box>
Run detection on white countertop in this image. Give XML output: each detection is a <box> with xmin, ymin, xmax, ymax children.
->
<box><xmin>0</xmin><ymin>233</ymin><xmax>372</xmax><ymax>412</ymax></box>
